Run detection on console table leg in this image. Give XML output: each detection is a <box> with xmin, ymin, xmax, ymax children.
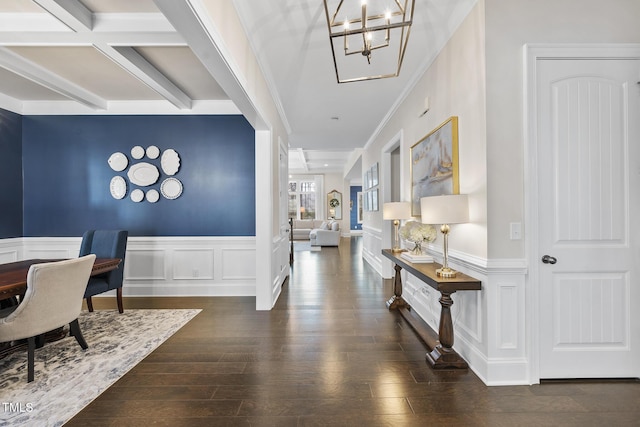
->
<box><xmin>438</xmin><ymin>291</ymin><xmax>455</xmax><ymax>349</ymax></box>
<box><xmin>426</xmin><ymin>290</ymin><xmax>469</xmax><ymax>369</ymax></box>
<box><xmin>386</xmin><ymin>264</ymin><xmax>408</xmax><ymax>310</ymax></box>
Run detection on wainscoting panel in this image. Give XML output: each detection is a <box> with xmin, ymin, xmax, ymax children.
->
<box><xmin>272</xmin><ymin>234</ymin><xmax>289</xmax><ymax>304</ymax></box>
<box><xmin>498</xmin><ymin>283</ymin><xmax>519</xmax><ymax>349</ymax></box>
<box><xmin>0</xmin><ymin>238</ymin><xmax>21</xmax><ymax>264</ymax></box>
<box><xmin>362</xmin><ymin>225</ymin><xmax>384</xmax><ymax>277</ymax></box>
<box><xmin>173</xmin><ymin>249</ymin><xmax>215</xmax><ymax>280</ymax></box>
<box><xmin>221</xmin><ymin>248</ymin><xmax>256</xmax><ymax>280</ymax></box>
<box><xmin>126</xmin><ymin>249</ymin><xmax>166</xmax><ymax>281</ymax></box>
<box><xmin>16</xmin><ymin>236</ymin><xmax>257</xmax><ymax>297</ymax></box>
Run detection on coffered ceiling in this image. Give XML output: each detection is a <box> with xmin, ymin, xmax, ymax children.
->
<box><xmin>0</xmin><ymin>0</ymin><xmax>477</xmax><ymax>176</ymax></box>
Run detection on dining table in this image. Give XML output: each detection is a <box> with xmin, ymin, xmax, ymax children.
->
<box><xmin>0</xmin><ymin>257</ymin><xmax>122</xmax><ymax>358</ymax></box>
<box><xmin>0</xmin><ymin>257</ymin><xmax>121</xmax><ymax>301</ymax></box>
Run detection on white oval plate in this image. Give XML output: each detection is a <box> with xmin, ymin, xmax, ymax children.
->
<box><xmin>161</xmin><ymin>177</ymin><xmax>183</xmax><ymax>200</ymax></box>
<box><xmin>130</xmin><ymin>189</ymin><xmax>144</xmax><ymax>202</ymax></box>
<box><xmin>161</xmin><ymin>149</ymin><xmax>180</xmax><ymax>176</ymax></box>
<box><xmin>127</xmin><ymin>162</ymin><xmax>160</xmax><ymax>187</ymax></box>
<box><xmin>146</xmin><ymin>145</ymin><xmax>160</xmax><ymax>159</ymax></box>
<box><xmin>146</xmin><ymin>189</ymin><xmax>160</xmax><ymax>203</ymax></box>
<box><xmin>131</xmin><ymin>145</ymin><xmax>145</xmax><ymax>159</ymax></box>
<box><xmin>108</xmin><ymin>152</ymin><xmax>128</xmax><ymax>172</ymax></box>
<box><xmin>109</xmin><ymin>176</ymin><xmax>127</xmax><ymax>199</ymax></box>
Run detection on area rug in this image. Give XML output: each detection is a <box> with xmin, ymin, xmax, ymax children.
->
<box><xmin>0</xmin><ymin>308</ymin><xmax>201</xmax><ymax>427</ymax></box>
<box><xmin>293</xmin><ymin>241</ymin><xmax>321</xmax><ymax>252</ymax></box>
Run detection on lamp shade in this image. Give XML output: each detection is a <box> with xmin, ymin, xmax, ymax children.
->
<box><xmin>420</xmin><ymin>194</ymin><xmax>469</xmax><ymax>225</ymax></box>
<box><xmin>383</xmin><ymin>202</ymin><xmax>412</xmax><ymax>220</ymax></box>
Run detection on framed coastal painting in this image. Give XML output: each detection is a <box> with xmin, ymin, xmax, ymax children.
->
<box><xmin>410</xmin><ymin>116</ymin><xmax>459</xmax><ymax>216</ymax></box>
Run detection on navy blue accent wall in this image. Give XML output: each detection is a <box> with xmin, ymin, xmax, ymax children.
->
<box><xmin>350</xmin><ymin>186</ymin><xmax>362</xmax><ymax>230</ymax></box>
<box><xmin>22</xmin><ymin>115</ymin><xmax>255</xmax><ymax>237</ymax></box>
<box><xmin>0</xmin><ymin>108</ymin><xmax>23</xmax><ymax>238</ymax></box>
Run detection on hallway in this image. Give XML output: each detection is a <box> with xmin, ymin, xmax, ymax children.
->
<box><xmin>68</xmin><ymin>237</ymin><xmax>640</xmax><ymax>426</ymax></box>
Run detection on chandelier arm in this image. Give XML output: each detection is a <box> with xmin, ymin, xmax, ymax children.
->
<box><xmin>370</xmin><ymin>41</ymin><xmax>390</xmax><ymax>51</ymax></box>
<box><xmin>328</xmin><ymin>0</ymin><xmax>345</xmax><ymax>26</ymax></box>
<box><xmin>394</xmin><ymin>0</ymin><xmax>406</xmax><ymax>15</ymax></box>
<box><xmin>329</xmin><ymin>21</ymin><xmax>412</xmax><ymax>37</ymax></box>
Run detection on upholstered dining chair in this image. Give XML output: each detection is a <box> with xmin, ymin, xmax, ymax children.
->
<box><xmin>0</xmin><ymin>255</ymin><xmax>96</xmax><ymax>382</ymax></box>
<box><xmin>79</xmin><ymin>230</ymin><xmax>128</xmax><ymax>313</ymax></box>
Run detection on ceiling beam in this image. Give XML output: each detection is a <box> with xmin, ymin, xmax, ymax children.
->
<box><xmin>0</xmin><ymin>31</ymin><xmax>185</xmax><ymax>46</ymax></box>
<box><xmin>101</xmin><ymin>45</ymin><xmax>192</xmax><ymax>110</ymax></box>
<box><xmin>153</xmin><ymin>0</ymin><xmax>265</xmax><ymax>129</ymax></box>
<box><xmin>33</xmin><ymin>0</ymin><xmax>93</xmax><ymax>32</ymax></box>
<box><xmin>297</xmin><ymin>148</ymin><xmax>309</xmax><ymax>172</ymax></box>
<box><xmin>0</xmin><ymin>46</ymin><xmax>106</xmax><ymax>110</ymax></box>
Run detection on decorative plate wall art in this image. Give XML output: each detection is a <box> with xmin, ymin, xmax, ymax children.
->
<box><xmin>131</xmin><ymin>145</ymin><xmax>145</xmax><ymax>159</ymax></box>
<box><xmin>160</xmin><ymin>178</ymin><xmax>183</xmax><ymax>200</ymax></box>
<box><xmin>109</xmin><ymin>176</ymin><xmax>127</xmax><ymax>199</ymax></box>
<box><xmin>108</xmin><ymin>152</ymin><xmax>128</xmax><ymax>172</ymax></box>
<box><xmin>146</xmin><ymin>145</ymin><xmax>160</xmax><ymax>159</ymax></box>
<box><xmin>108</xmin><ymin>146</ymin><xmax>183</xmax><ymax>203</ymax></box>
<box><xmin>127</xmin><ymin>163</ymin><xmax>160</xmax><ymax>187</ymax></box>
<box><xmin>130</xmin><ymin>189</ymin><xmax>144</xmax><ymax>202</ymax></box>
<box><xmin>146</xmin><ymin>189</ymin><xmax>160</xmax><ymax>203</ymax></box>
<box><xmin>161</xmin><ymin>149</ymin><xmax>180</xmax><ymax>175</ymax></box>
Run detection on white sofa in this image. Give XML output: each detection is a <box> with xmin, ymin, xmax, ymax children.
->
<box><xmin>310</xmin><ymin>221</ymin><xmax>340</xmax><ymax>246</ymax></box>
<box><xmin>292</xmin><ymin>219</ymin><xmax>325</xmax><ymax>240</ymax></box>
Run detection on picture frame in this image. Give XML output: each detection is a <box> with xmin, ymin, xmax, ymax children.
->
<box><xmin>410</xmin><ymin>116</ymin><xmax>459</xmax><ymax>216</ymax></box>
<box><xmin>371</xmin><ymin>162</ymin><xmax>379</xmax><ymax>187</ymax></box>
<box><xmin>357</xmin><ymin>192</ymin><xmax>363</xmax><ymax>223</ymax></box>
<box><xmin>372</xmin><ymin>188</ymin><xmax>378</xmax><ymax>211</ymax></box>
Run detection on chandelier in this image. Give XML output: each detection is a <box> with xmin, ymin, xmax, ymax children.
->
<box><xmin>323</xmin><ymin>0</ymin><xmax>415</xmax><ymax>83</ymax></box>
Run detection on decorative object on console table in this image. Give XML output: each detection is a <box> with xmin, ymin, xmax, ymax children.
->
<box><xmin>383</xmin><ymin>202</ymin><xmax>412</xmax><ymax>253</ymax></box>
<box><xmin>398</xmin><ymin>220</ymin><xmax>436</xmax><ymax>263</ymax></box>
<box><xmin>420</xmin><ymin>194</ymin><xmax>469</xmax><ymax>277</ymax></box>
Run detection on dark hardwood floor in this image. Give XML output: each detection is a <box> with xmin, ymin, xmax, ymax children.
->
<box><xmin>67</xmin><ymin>237</ymin><xmax>640</xmax><ymax>426</ymax></box>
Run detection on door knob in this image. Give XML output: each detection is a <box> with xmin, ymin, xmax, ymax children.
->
<box><xmin>541</xmin><ymin>255</ymin><xmax>557</xmax><ymax>264</ymax></box>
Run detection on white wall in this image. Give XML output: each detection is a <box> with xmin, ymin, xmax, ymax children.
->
<box><xmin>199</xmin><ymin>1</ymin><xmax>291</xmax><ymax>309</ymax></box>
<box><xmin>484</xmin><ymin>0</ymin><xmax>640</xmax><ymax>259</ymax></box>
<box><xmin>363</xmin><ymin>1</ymin><xmax>487</xmax><ymax>271</ymax></box>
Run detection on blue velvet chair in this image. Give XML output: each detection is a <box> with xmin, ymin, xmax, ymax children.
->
<box><xmin>79</xmin><ymin>230</ymin><xmax>128</xmax><ymax>313</ymax></box>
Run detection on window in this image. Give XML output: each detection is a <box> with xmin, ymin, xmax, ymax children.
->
<box><xmin>289</xmin><ymin>179</ymin><xmax>317</xmax><ymax>219</ymax></box>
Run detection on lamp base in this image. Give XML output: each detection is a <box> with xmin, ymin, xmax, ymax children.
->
<box><xmin>391</xmin><ymin>247</ymin><xmax>406</xmax><ymax>253</ymax></box>
<box><xmin>436</xmin><ymin>267</ymin><xmax>457</xmax><ymax>278</ymax></box>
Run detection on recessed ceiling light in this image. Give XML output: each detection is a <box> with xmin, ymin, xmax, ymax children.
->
<box><xmin>324</xmin><ymin>164</ymin><xmax>329</xmax><ymax>167</ymax></box>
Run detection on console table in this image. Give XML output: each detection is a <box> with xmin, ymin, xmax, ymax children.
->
<box><xmin>382</xmin><ymin>249</ymin><xmax>481</xmax><ymax>369</ymax></box>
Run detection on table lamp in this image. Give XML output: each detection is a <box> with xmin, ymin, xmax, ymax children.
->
<box><xmin>420</xmin><ymin>194</ymin><xmax>469</xmax><ymax>277</ymax></box>
<box><xmin>383</xmin><ymin>202</ymin><xmax>412</xmax><ymax>252</ymax></box>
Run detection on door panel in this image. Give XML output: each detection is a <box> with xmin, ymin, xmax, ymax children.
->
<box><xmin>537</xmin><ymin>58</ymin><xmax>640</xmax><ymax>378</ymax></box>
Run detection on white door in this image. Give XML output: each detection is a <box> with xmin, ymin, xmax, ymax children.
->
<box><xmin>537</xmin><ymin>58</ymin><xmax>640</xmax><ymax>378</ymax></box>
